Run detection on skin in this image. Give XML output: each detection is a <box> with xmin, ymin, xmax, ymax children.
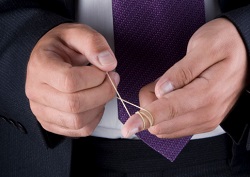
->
<box><xmin>26</xmin><ymin>18</ymin><xmax>248</xmax><ymax>139</ymax></box>
<box><xmin>122</xmin><ymin>18</ymin><xmax>248</xmax><ymax>138</ymax></box>
<box><xmin>25</xmin><ymin>23</ymin><xmax>119</xmax><ymax>137</ymax></box>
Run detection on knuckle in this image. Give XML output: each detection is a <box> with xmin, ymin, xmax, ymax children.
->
<box><xmin>66</xmin><ymin>94</ymin><xmax>81</xmax><ymax>113</ymax></box>
<box><xmin>29</xmin><ymin>104</ymin><xmax>39</xmax><ymax>117</ymax></box>
<box><xmin>88</xmin><ymin>31</ymin><xmax>104</xmax><ymax>43</ymax></box>
<box><xmin>168</xmin><ymin>107</ymin><xmax>176</xmax><ymax>119</ymax></box>
<box><xmin>25</xmin><ymin>87</ymin><xmax>35</xmax><ymax>100</ymax></box>
<box><xmin>62</xmin><ymin>69</ymin><xmax>77</xmax><ymax>92</ymax></box>
<box><xmin>204</xmin><ymin>114</ymin><xmax>215</xmax><ymax>123</ymax></box>
<box><xmin>208</xmin><ymin>40</ymin><xmax>223</xmax><ymax>57</ymax></box>
<box><xmin>158</xmin><ymin>97</ymin><xmax>179</xmax><ymax>119</ymax></box>
<box><xmin>80</xmin><ymin>127</ymin><xmax>94</xmax><ymax>136</ymax></box>
<box><xmin>62</xmin><ymin>24</ymin><xmax>82</xmax><ymax>38</ymax></box>
<box><xmin>39</xmin><ymin>123</ymin><xmax>50</xmax><ymax>132</ymax></box>
<box><xmin>205</xmin><ymin>123</ymin><xmax>218</xmax><ymax>132</ymax></box>
<box><xmin>207</xmin><ymin>117</ymin><xmax>220</xmax><ymax>130</ymax></box>
<box><xmin>150</xmin><ymin>125</ymin><xmax>162</xmax><ymax>135</ymax></box>
<box><xmin>166</xmin><ymin>103</ymin><xmax>178</xmax><ymax>119</ymax></box>
<box><xmin>177</xmin><ymin>65</ymin><xmax>193</xmax><ymax>85</ymax></box>
<box><xmin>70</xmin><ymin>114</ymin><xmax>83</xmax><ymax>130</ymax></box>
<box><xmin>87</xmin><ymin>32</ymin><xmax>107</xmax><ymax>51</ymax></box>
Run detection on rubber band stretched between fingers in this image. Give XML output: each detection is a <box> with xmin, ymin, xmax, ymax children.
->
<box><xmin>106</xmin><ymin>72</ymin><xmax>154</xmax><ymax>129</ymax></box>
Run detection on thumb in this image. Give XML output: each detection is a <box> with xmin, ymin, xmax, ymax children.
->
<box><xmin>155</xmin><ymin>49</ymin><xmax>214</xmax><ymax>98</ymax></box>
<box><xmin>60</xmin><ymin>23</ymin><xmax>117</xmax><ymax>71</ymax></box>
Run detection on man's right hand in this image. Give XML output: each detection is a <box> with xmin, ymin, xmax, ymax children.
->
<box><xmin>25</xmin><ymin>23</ymin><xmax>119</xmax><ymax>137</ymax></box>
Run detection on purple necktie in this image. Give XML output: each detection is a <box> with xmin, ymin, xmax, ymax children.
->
<box><xmin>112</xmin><ymin>0</ymin><xmax>205</xmax><ymax>162</ymax></box>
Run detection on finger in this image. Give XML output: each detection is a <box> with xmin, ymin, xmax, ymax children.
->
<box><xmin>123</xmin><ymin>54</ymin><xmax>237</xmax><ymax>138</ymax></box>
<box><xmin>154</xmin><ymin>18</ymin><xmax>238</xmax><ymax>98</ymax></box>
<box><xmin>28</xmin><ymin>56</ymin><xmax>108</xmax><ymax>93</ymax></box>
<box><xmin>41</xmin><ymin>39</ymin><xmax>90</xmax><ymax>66</ymax></box>
<box><xmin>63</xmin><ymin>48</ymin><xmax>90</xmax><ymax>66</ymax></box>
<box><xmin>58</xmin><ymin>23</ymin><xmax>117</xmax><ymax>71</ymax></box>
<box><xmin>155</xmin><ymin>48</ymin><xmax>225</xmax><ymax>98</ymax></box>
<box><xmin>121</xmin><ymin>113</ymin><xmax>144</xmax><ymax>138</ymax></box>
<box><xmin>151</xmin><ymin>119</ymin><xmax>222</xmax><ymax>139</ymax></box>
<box><xmin>139</xmin><ymin>82</ymin><xmax>157</xmax><ymax>107</ymax></box>
<box><xmin>121</xmin><ymin>82</ymin><xmax>157</xmax><ymax>138</ymax></box>
<box><xmin>122</xmin><ymin>102</ymin><xmax>221</xmax><ymax>139</ymax></box>
<box><xmin>27</xmin><ymin>71</ymin><xmax>119</xmax><ymax>113</ymax></box>
<box><xmin>148</xmin><ymin>105</ymin><xmax>222</xmax><ymax>138</ymax></box>
<box><xmin>126</xmin><ymin>60</ymin><xmax>234</xmax><ymax>138</ymax></box>
<box><xmin>30</xmin><ymin>101</ymin><xmax>105</xmax><ymax>130</ymax></box>
<box><xmin>122</xmin><ymin>77</ymin><xmax>210</xmax><ymax>138</ymax></box>
<box><xmin>39</xmin><ymin>115</ymin><xmax>102</xmax><ymax>137</ymax></box>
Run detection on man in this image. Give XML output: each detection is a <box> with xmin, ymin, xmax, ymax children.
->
<box><xmin>1</xmin><ymin>0</ymin><xmax>250</xmax><ymax>176</ymax></box>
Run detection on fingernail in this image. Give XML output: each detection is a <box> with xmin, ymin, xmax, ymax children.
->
<box><xmin>158</xmin><ymin>81</ymin><xmax>174</xmax><ymax>96</ymax></box>
<box><xmin>123</xmin><ymin>128</ymin><xmax>140</xmax><ymax>138</ymax></box>
<box><xmin>98</xmin><ymin>51</ymin><xmax>116</xmax><ymax>66</ymax></box>
<box><xmin>121</xmin><ymin>114</ymin><xmax>143</xmax><ymax>138</ymax></box>
<box><xmin>108</xmin><ymin>72</ymin><xmax>120</xmax><ymax>86</ymax></box>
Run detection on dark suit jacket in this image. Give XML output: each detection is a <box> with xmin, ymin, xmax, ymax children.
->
<box><xmin>0</xmin><ymin>0</ymin><xmax>250</xmax><ymax>176</ymax></box>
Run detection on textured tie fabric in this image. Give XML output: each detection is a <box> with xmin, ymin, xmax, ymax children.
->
<box><xmin>112</xmin><ymin>0</ymin><xmax>205</xmax><ymax>162</ymax></box>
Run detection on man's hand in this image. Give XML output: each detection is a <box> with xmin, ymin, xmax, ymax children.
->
<box><xmin>122</xmin><ymin>18</ymin><xmax>247</xmax><ymax>138</ymax></box>
<box><xmin>25</xmin><ymin>23</ymin><xmax>119</xmax><ymax>137</ymax></box>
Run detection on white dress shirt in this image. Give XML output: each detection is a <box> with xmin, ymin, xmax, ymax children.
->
<box><xmin>76</xmin><ymin>0</ymin><xmax>225</xmax><ymax>139</ymax></box>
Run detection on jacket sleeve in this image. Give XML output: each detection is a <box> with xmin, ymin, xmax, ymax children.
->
<box><xmin>0</xmin><ymin>0</ymin><xmax>74</xmax><ymax>148</ymax></box>
<box><xmin>218</xmin><ymin>2</ymin><xmax>250</xmax><ymax>148</ymax></box>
